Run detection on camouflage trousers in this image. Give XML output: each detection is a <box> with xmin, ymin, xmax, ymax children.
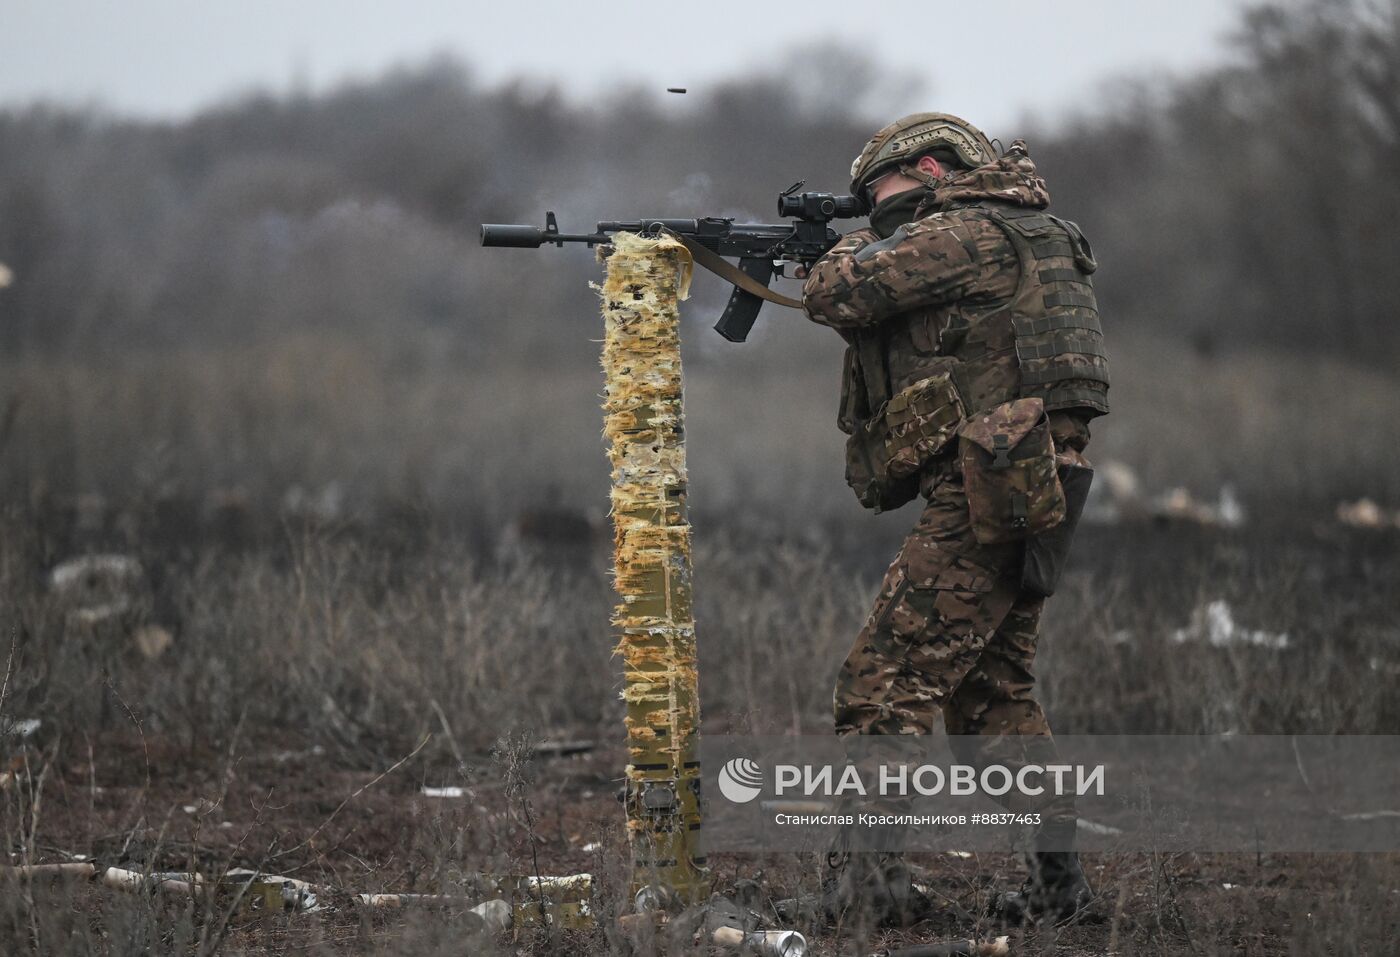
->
<box><xmin>834</xmin><ymin>459</ymin><xmax>1076</xmax><ymax>824</ymax></box>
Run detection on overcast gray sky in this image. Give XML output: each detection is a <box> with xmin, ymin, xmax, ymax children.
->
<box><xmin>4</xmin><ymin>0</ymin><xmax>1247</xmax><ymax>130</ymax></box>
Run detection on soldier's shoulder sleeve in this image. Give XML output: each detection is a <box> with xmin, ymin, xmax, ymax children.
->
<box><xmin>802</xmin><ymin>211</ymin><xmax>1014</xmax><ymax>328</ymax></box>
<box><xmin>800</xmin><ymin>227</ymin><xmax>879</xmax><ymax>329</ymax></box>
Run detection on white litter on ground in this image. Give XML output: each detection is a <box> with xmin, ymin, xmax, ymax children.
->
<box><xmin>1078</xmin><ymin>819</ymin><xmax>1124</xmax><ymax>836</ymax></box>
<box><xmin>421</xmin><ymin>786</ymin><xmax>467</xmax><ymax>798</ymax></box>
<box><xmin>1080</xmin><ymin>460</ymin><xmax>1248</xmax><ymax>528</ymax></box>
<box><xmin>1369</xmin><ymin>657</ymin><xmax>1400</xmax><ymax>677</ymax></box>
<box><xmin>1172</xmin><ymin>600</ymin><xmax>1289</xmax><ymax>650</ymax></box>
<box><xmin>49</xmin><ymin>554</ymin><xmax>143</xmax><ymax>593</ymax></box>
<box><xmin>1</xmin><ymin>718</ymin><xmax>41</xmax><ymax>738</ymax></box>
<box><xmin>1337</xmin><ymin>498</ymin><xmax>1400</xmax><ymax>529</ymax></box>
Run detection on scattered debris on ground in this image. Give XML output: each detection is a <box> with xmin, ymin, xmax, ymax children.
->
<box><xmin>1</xmin><ymin>860</ymin><xmax>593</xmax><ymax>928</ymax></box>
<box><xmin>132</xmin><ymin>623</ymin><xmax>174</xmax><ymax>659</ymax></box>
<box><xmin>49</xmin><ymin>553</ymin><xmax>145</xmax><ymax>625</ymax></box>
<box><xmin>421</xmin><ymin>785</ymin><xmax>467</xmax><ymax>798</ymax></box>
<box><xmin>1172</xmin><ymin>599</ymin><xmax>1290</xmax><ymax>651</ymax></box>
<box><xmin>1153</xmin><ymin>484</ymin><xmax>1245</xmax><ymax>528</ymax></box>
<box><xmin>46</xmin><ymin>554</ymin><xmax>175</xmax><ymax>656</ymax></box>
<box><xmin>1083</xmin><ymin>460</ymin><xmax>1246</xmax><ymax>528</ymax></box>
<box><xmin>1337</xmin><ymin>498</ymin><xmax>1400</xmax><ymax>529</ymax></box>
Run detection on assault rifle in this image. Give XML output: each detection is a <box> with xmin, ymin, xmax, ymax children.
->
<box><xmin>480</xmin><ymin>183</ymin><xmax>862</xmax><ymax>342</ymax></box>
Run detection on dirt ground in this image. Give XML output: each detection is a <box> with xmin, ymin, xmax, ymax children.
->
<box><xmin>6</xmin><ymin>726</ymin><xmax>1400</xmax><ymax>956</ymax></box>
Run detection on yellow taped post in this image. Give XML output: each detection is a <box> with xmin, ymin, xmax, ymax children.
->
<box><xmin>596</xmin><ymin>232</ymin><xmax>707</xmax><ymax>908</ymax></box>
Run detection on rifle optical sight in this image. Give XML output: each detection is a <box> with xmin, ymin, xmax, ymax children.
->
<box><xmin>776</xmin><ymin>191</ymin><xmax>862</xmax><ymax>222</ymax></box>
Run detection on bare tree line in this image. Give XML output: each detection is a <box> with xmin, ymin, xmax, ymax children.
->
<box><xmin>1</xmin><ymin>0</ymin><xmax>1396</xmax><ymax>363</ymax></box>
<box><xmin>1037</xmin><ymin>0</ymin><xmax>1400</xmax><ymax>358</ymax></box>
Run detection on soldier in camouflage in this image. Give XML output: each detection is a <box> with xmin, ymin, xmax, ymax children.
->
<box><xmin>801</xmin><ymin>113</ymin><xmax>1108</xmax><ymax>928</ymax></box>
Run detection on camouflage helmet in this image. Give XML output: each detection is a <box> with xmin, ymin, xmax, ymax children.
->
<box><xmin>849</xmin><ymin>112</ymin><xmax>997</xmax><ymax>203</ymax></box>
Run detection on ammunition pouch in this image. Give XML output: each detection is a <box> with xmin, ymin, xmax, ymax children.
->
<box><xmin>845</xmin><ymin>419</ymin><xmax>919</xmax><ymax>513</ymax></box>
<box><xmin>958</xmin><ymin>397</ymin><xmax>1067</xmax><ymax>544</ymax></box>
<box><xmin>884</xmin><ymin>371</ymin><xmax>966</xmax><ymax>480</ymax></box>
<box><xmin>845</xmin><ymin>368</ymin><xmax>965</xmax><ymax>513</ymax></box>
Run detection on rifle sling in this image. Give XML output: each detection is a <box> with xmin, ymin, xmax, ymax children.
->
<box><xmin>667</xmin><ymin>231</ymin><xmax>804</xmax><ymax>310</ymax></box>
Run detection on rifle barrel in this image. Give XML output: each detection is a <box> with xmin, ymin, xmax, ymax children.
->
<box><xmin>480</xmin><ymin>224</ymin><xmax>547</xmax><ymax>248</ymax></box>
<box><xmin>480</xmin><ymin>224</ymin><xmax>611</xmax><ymax>248</ymax></box>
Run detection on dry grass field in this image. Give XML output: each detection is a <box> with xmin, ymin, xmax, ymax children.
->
<box><xmin>3</xmin><ymin>321</ymin><xmax>1400</xmax><ymax>954</ymax></box>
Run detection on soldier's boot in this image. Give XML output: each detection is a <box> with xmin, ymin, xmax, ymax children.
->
<box><xmin>1029</xmin><ymin>850</ymin><xmax>1093</xmax><ymax>920</ymax></box>
<box><xmin>820</xmin><ymin>824</ymin><xmax>931</xmax><ymax>928</ymax></box>
<box><xmin>993</xmin><ymin>819</ymin><xmax>1094</xmax><ymax>925</ymax></box>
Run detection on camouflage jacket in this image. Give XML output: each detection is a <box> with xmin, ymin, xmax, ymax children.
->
<box><xmin>802</xmin><ymin>144</ymin><xmax>1107</xmax><ymax>457</ymax></box>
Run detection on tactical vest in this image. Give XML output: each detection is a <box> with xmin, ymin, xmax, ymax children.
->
<box><xmin>978</xmin><ymin>205</ymin><xmax>1110</xmax><ymax>417</ymax></box>
<box><xmin>836</xmin><ymin>203</ymin><xmax>1109</xmax><ymax>509</ymax></box>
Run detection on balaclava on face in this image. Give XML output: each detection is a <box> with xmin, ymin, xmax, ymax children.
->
<box><xmin>868</xmin><ymin>185</ymin><xmax>936</xmax><ymax>239</ymax></box>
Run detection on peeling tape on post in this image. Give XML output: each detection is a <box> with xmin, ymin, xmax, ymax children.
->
<box><xmin>596</xmin><ymin>232</ymin><xmax>707</xmax><ymax>906</ymax></box>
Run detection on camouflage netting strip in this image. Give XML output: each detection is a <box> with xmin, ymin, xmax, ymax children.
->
<box><xmin>595</xmin><ymin>232</ymin><xmax>708</xmax><ymax>906</ymax></box>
